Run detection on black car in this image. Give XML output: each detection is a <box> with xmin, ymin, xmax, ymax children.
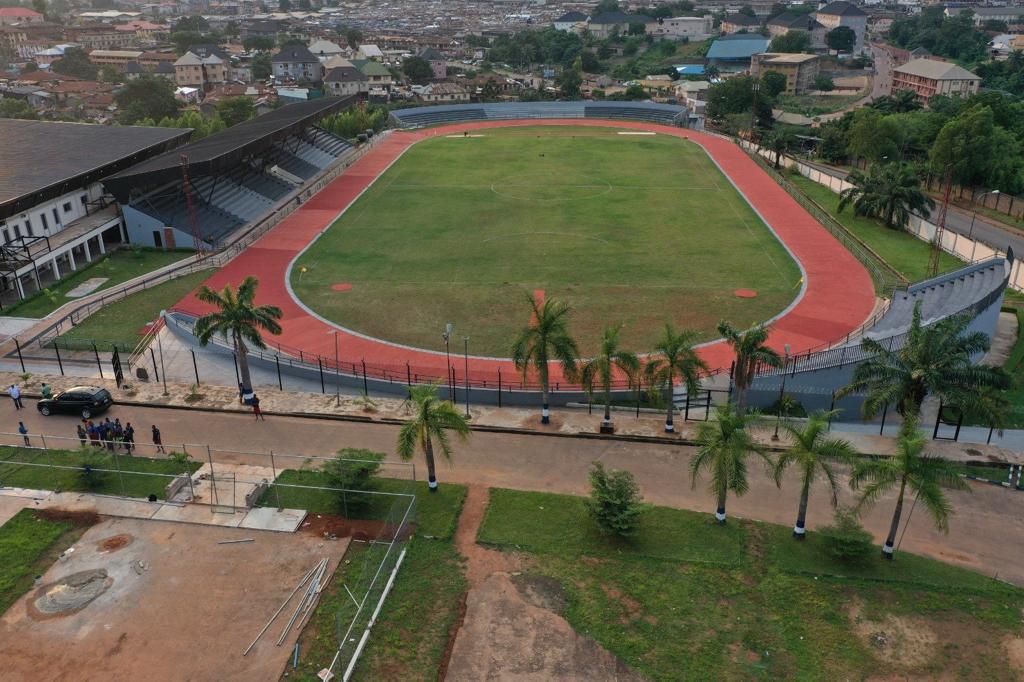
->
<box><xmin>37</xmin><ymin>386</ymin><xmax>113</xmax><ymax>418</ymax></box>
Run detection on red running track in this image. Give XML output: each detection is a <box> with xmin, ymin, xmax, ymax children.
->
<box><xmin>175</xmin><ymin>120</ymin><xmax>876</xmax><ymax>385</ymax></box>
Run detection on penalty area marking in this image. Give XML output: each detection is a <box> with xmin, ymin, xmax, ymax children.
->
<box><xmin>617</xmin><ymin>131</ymin><xmax>657</xmax><ymax>135</ymax></box>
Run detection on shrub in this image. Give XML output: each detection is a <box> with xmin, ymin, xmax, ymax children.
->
<box><xmin>587</xmin><ymin>462</ymin><xmax>644</xmax><ymax>537</ymax></box>
<box><xmin>323</xmin><ymin>448</ymin><xmax>384</xmax><ymax>511</ymax></box>
<box><xmin>819</xmin><ymin>508</ymin><xmax>874</xmax><ymax>563</ymax></box>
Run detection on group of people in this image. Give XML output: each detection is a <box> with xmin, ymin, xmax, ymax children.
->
<box><xmin>76</xmin><ymin>418</ymin><xmax>137</xmax><ymax>454</ymax></box>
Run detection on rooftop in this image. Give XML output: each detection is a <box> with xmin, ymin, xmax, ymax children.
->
<box><xmin>590</xmin><ymin>11</ymin><xmax>654</xmax><ymax>25</ymax></box>
<box><xmin>0</xmin><ymin>120</ymin><xmax>190</xmax><ymax>221</ymax></box>
<box><xmin>894</xmin><ymin>57</ymin><xmax>980</xmax><ymax>81</ymax></box>
<box><xmin>707</xmin><ymin>35</ymin><xmax>771</xmax><ymax>60</ymax></box>
<box><xmin>759</xmin><ymin>52</ymin><xmax>819</xmax><ymax>64</ymax></box>
<box><xmin>272</xmin><ymin>45</ymin><xmax>319</xmax><ymax>64</ymax></box>
<box><xmin>324</xmin><ymin>65</ymin><xmax>365</xmax><ymax>83</ymax></box>
<box><xmin>555</xmin><ymin>11</ymin><xmax>588</xmax><ymax>22</ymax></box>
<box><xmin>816</xmin><ymin>1</ymin><xmax>867</xmax><ymax>17</ymax></box>
<box><xmin>723</xmin><ymin>13</ymin><xmax>761</xmax><ymax>26</ymax></box>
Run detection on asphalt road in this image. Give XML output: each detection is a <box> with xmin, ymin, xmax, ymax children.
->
<box><xmin>11</xmin><ymin>401</ymin><xmax>1024</xmax><ymax>586</ymax></box>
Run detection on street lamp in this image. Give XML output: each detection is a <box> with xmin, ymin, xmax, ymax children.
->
<box><xmin>463</xmin><ymin>336</ymin><xmax>470</xmax><ymax>418</ymax></box>
<box><xmin>968</xmin><ymin>190</ymin><xmax>1000</xmax><ymax>241</ymax></box>
<box><xmin>442</xmin><ymin>323</ymin><xmax>454</xmax><ymax>401</ymax></box>
<box><xmin>772</xmin><ymin>343</ymin><xmax>791</xmax><ymax>441</ymax></box>
<box><xmin>333</xmin><ymin>330</ymin><xmax>340</xmax><ymax>407</ymax></box>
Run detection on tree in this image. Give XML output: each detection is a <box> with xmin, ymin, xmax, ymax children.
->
<box><xmin>252</xmin><ymin>51</ymin><xmax>272</xmax><ymax>80</ymax></box>
<box><xmin>171</xmin><ymin>30</ymin><xmax>205</xmax><ymax>55</ymax></box>
<box><xmin>764</xmin><ymin>127</ymin><xmax>794</xmax><ymax>168</ymax></box>
<box><xmin>556</xmin><ymin>69</ymin><xmax>582</xmax><ymax>98</ymax></box>
<box><xmin>278</xmin><ymin>0</ymin><xmax>291</xmax><ymax>10</ymax></box>
<box><xmin>773</xmin><ymin>412</ymin><xmax>857</xmax><ymax>538</ymax></box>
<box><xmin>717</xmin><ymin>321</ymin><xmax>782</xmax><ymax>411</ymax></box>
<box><xmin>343</xmin><ymin>27</ymin><xmax>363</xmax><ymax>49</ymax></box>
<box><xmin>872</xmin><ymin>89</ymin><xmax>921</xmax><ymax>114</ymax></box>
<box><xmin>512</xmin><ymin>296</ymin><xmax>579</xmax><ymax>425</ymax></box>
<box><xmin>769</xmin><ymin>30</ymin><xmax>811</xmax><ymax>53</ymax></box>
<box><xmin>738</xmin><ymin>4</ymin><xmax>756</xmax><ymax>17</ymax></box>
<box><xmin>244</xmin><ymin>36</ymin><xmax>275</xmax><ymax>51</ymax></box>
<box><xmin>826</xmin><ymin>26</ymin><xmax>856</xmax><ymax>53</ymax></box>
<box><xmin>691</xmin><ymin>404</ymin><xmax>771</xmax><ymax>524</ymax></box>
<box><xmin>930</xmin><ymin>106</ymin><xmax>999</xmax><ymax>187</ymax></box>
<box><xmin>846</xmin><ymin>106</ymin><xmax>901</xmax><ymax>162</ymax></box>
<box><xmin>98</xmin><ymin>65</ymin><xmax>121</xmax><ymax>84</ymax></box>
<box><xmin>193</xmin><ymin>276</ymin><xmax>283</xmax><ymax>400</ymax></box>
<box><xmin>760</xmin><ymin>71</ymin><xmax>787</xmax><ymax>98</ymax></box>
<box><xmin>323</xmin><ymin>448</ymin><xmax>384</xmax><ymax>511</ymax></box>
<box><xmin>32</xmin><ymin>0</ymin><xmax>45</xmax><ymax>17</ymax></box>
<box><xmin>117</xmin><ymin>76</ymin><xmax>179</xmax><ymax>124</ymax></box>
<box><xmin>0</xmin><ymin>98</ymin><xmax>38</xmax><ymax>120</ymax></box>
<box><xmin>216</xmin><ymin>96</ymin><xmax>256</xmax><ymax>127</ymax></box>
<box><xmin>819</xmin><ymin>508</ymin><xmax>875</xmax><ymax>563</ymax></box>
<box><xmin>644</xmin><ymin>324</ymin><xmax>708</xmax><ymax>433</ymax></box>
<box><xmin>21</xmin><ymin>61</ymin><xmax>39</xmax><ymax>74</ymax></box>
<box><xmin>818</xmin><ymin>122</ymin><xmax>848</xmax><ymax>163</ymax></box>
<box><xmin>51</xmin><ymin>47</ymin><xmax>98</xmax><ymax>80</ymax></box>
<box><xmin>839</xmin><ymin>302</ymin><xmax>1010</xmax><ymax>419</ymax></box>
<box><xmin>587</xmin><ymin>462</ymin><xmax>644</xmax><ymax>536</ymax></box>
<box><xmin>578</xmin><ymin>325</ymin><xmax>640</xmax><ymax>433</ymax></box>
<box><xmin>705</xmin><ymin>75</ymin><xmax>773</xmax><ymax>132</ymax></box>
<box><xmin>402</xmin><ymin>56</ymin><xmax>433</xmax><ymax>84</ymax></box>
<box><xmin>813</xmin><ymin>74</ymin><xmax>834</xmax><ymax>91</ymax></box>
<box><xmin>396</xmin><ymin>384</ymin><xmax>471</xmax><ymax>491</ymax></box>
<box><xmin>851</xmin><ymin>419</ymin><xmax>969</xmax><ymax>559</ymax></box>
<box><xmin>174</xmin><ymin>15</ymin><xmax>209</xmax><ymax>32</ymax></box>
<box><xmin>838</xmin><ymin>163</ymin><xmax>935</xmax><ymax>230</ymax></box>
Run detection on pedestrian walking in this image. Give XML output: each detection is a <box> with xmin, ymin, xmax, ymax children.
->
<box><xmin>18</xmin><ymin>421</ymin><xmax>28</xmax><ymax>446</ymax></box>
<box><xmin>76</xmin><ymin>423</ymin><xmax>87</xmax><ymax>447</ymax></box>
<box><xmin>124</xmin><ymin>422</ymin><xmax>135</xmax><ymax>455</ymax></box>
<box><xmin>41</xmin><ymin>383</ymin><xmax>52</xmax><ymax>400</ymax></box>
<box><xmin>88</xmin><ymin>422</ymin><xmax>99</xmax><ymax>448</ymax></box>
<box><xmin>152</xmin><ymin>424</ymin><xmax>165</xmax><ymax>454</ymax></box>
<box><xmin>252</xmin><ymin>394</ymin><xmax>264</xmax><ymax>421</ymax></box>
<box><xmin>9</xmin><ymin>384</ymin><xmax>22</xmax><ymax>410</ymax></box>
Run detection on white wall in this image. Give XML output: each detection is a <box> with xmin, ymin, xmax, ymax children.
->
<box><xmin>0</xmin><ymin>182</ymin><xmax>104</xmax><ymax>244</ymax></box>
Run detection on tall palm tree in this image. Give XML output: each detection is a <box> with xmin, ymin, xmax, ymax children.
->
<box><xmin>644</xmin><ymin>324</ymin><xmax>709</xmax><ymax>433</ymax></box>
<box><xmin>717</xmin><ymin>321</ymin><xmax>782</xmax><ymax>412</ymax></box>
<box><xmin>839</xmin><ymin>302</ymin><xmax>1010</xmax><ymax>420</ymax></box>
<box><xmin>578</xmin><ymin>325</ymin><xmax>640</xmax><ymax>434</ymax></box>
<box><xmin>397</xmin><ymin>384</ymin><xmax>471</xmax><ymax>492</ymax></box>
<box><xmin>773</xmin><ymin>411</ymin><xmax>858</xmax><ymax>539</ymax></box>
<box><xmin>194</xmin><ymin>276</ymin><xmax>283</xmax><ymax>400</ymax></box>
<box><xmin>871</xmin><ymin>90</ymin><xmax>921</xmax><ymax>114</ymax></box>
<box><xmin>851</xmin><ymin>418</ymin><xmax>969</xmax><ymax>559</ymax></box>
<box><xmin>764</xmin><ymin>128</ymin><xmax>795</xmax><ymax>169</ymax></box>
<box><xmin>838</xmin><ymin>163</ymin><xmax>936</xmax><ymax>230</ymax></box>
<box><xmin>691</xmin><ymin>404</ymin><xmax>772</xmax><ymax>524</ymax></box>
<box><xmin>511</xmin><ymin>295</ymin><xmax>579</xmax><ymax>424</ymax></box>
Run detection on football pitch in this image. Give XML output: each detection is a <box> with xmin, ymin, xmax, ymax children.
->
<box><xmin>291</xmin><ymin>126</ymin><xmax>802</xmax><ymax>356</ymax></box>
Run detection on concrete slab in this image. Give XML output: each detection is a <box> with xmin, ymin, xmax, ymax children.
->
<box><xmin>239</xmin><ymin>506</ymin><xmax>307</xmax><ymax>532</ymax></box>
<box><xmin>0</xmin><ymin>494</ymin><xmax>33</xmax><ymax>525</ymax></box>
<box><xmin>149</xmin><ymin>502</ymin><xmax>244</xmax><ymax>527</ymax></box>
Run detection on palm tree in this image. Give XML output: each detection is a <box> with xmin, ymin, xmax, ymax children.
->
<box><xmin>691</xmin><ymin>404</ymin><xmax>772</xmax><ymax>524</ymax></box>
<box><xmin>717</xmin><ymin>321</ymin><xmax>782</xmax><ymax>412</ymax></box>
<box><xmin>838</xmin><ymin>163</ymin><xmax>936</xmax><ymax>230</ymax></box>
<box><xmin>850</xmin><ymin>418</ymin><xmax>969</xmax><ymax>559</ymax></box>
<box><xmin>644</xmin><ymin>324</ymin><xmax>709</xmax><ymax>433</ymax></box>
<box><xmin>578</xmin><ymin>325</ymin><xmax>640</xmax><ymax>434</ymax></box>
<box><xmin>511</xmin><ymin>295</ymin><xmax>579</xmax><ymax>424</ymax></box>
<box><xmin>773</xmin><ymin>411</ymin><xmax>858</xmax><ymax>539</ymax></box>
<box><xmin>194</xmin><ymin>276</ymin><xmax>283</xmax><ymax>400</ymax></box>
<box><xmin>871</xmin><ymin>90</ymin><xmax>921</xmax><ymax>114</ymax></box>
<box><xmin>839</xmin><ymin>302</ymin><xmax>1010</xmax><ymax>420</ymax></box>
<box><xmin>397</xmin><ymin>384</ymin><xmax>471</xmax><ymax>492</ymax></box>
<box><xmin>764</xmin><ymin>128</ymin><xmax>795</xmax><ymax>169</ymax></box>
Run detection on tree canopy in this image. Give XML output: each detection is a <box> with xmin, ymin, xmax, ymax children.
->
<box><xmin>769</xmin><ymin>30</ymin><xmax>811</xmax><ymax>53</ymax></box>
<box><xmin>51</xmin><ymin>47</ymin><xmax>98</xmax><ymax>80</ymax></box>
<box><xmin>116</xmin><ymin>76</ymin><xmax>180</xmax><ymax>124</ymax></box>
<box><xmin>402</xmin><ymin>56</ymin><xmax>433</xmax><ymax>84</ymax></box>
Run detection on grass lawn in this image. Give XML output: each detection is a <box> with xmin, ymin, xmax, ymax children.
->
<box><xmin>0</xmin><ymin>446</ymin><xmax>200</xmax><ymax>500</ymax></box>
<box><xmin>0</xmin><ymin>509</ymin><xmax>85</xmax><ymax>615</ymax></box>
<box><xmin>2</xmin><ymin>248</ymin><xmax>193</xmax><ymax>319</ymax></box>
<box><xmin>54</xmin><ymin>269</ymin><xmax>211</xmax><ymax>351</ymax></box>
<box><xmin>274</xmin><ymin>476</ymin><xmax>468</xmax><ymax>681</ymax></box>
<box><xmin>777</xmin><ymin>92</ymin><xmax>864</xmax><ymax>117</ymax></box>
<box><xmin>477</xmin><ymin>488</ymin><xmax>1023</xmax><ymax>680</ymax></box>
<box><xmin>292</xmin><ymin>125</ymin><xmax>801</xmax><ymax>355</ymax></box>
<box><xmin>789</xmin><ymin>174</ymin><xmax>962</xmax><ymax>282</ymax></box>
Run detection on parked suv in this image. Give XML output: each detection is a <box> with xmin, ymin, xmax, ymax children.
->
<box><xmin>37</xmin><ymin>386</ymin><xmax>113</xmax><ymax>419</ymax></box>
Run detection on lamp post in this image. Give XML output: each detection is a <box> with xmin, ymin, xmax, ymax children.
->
<box><xmin>968</xmin><ymin>190</ymin><xmax>999</xmax><ymax>241</ymax></box>
<box><xmin>157</xmin><ymin>310</ymin><xmax>169</xmax><ymax>396</ymax></box>
<box><xmin>333</xmin><ymin>330</ymin><xmax>340</xmax><ymax>407</ymax></box>
<box><xmin>463</xmin><ymin>336</ymin><xmax>470</xmax><ymax>418</ymax></box>
<box><xmin>772</xmin><ymin>343</ymin><xmax>791</xmax><ymax>441</ymax></box>
<box><xmin>442</xmin><ymin>323</ymin><xmax>454</xmax><ymax>401</ymax></box>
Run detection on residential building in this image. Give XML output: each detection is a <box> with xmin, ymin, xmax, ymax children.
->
<box><xmin>308</xmin><ymin>39</ymin><xmax>344</xmax><ymax>63</ymax></box>
<box><xmin>88</xmin><ymin>50</ymin><xmax>145</xmax><ymax>70</ymax></box>
<box><xmin>174</xmin><ymin>51</ymin><xmax>228</xmax><ymax>88</ymax></box>
<box><xmin>648</xmin><ymin>16</ymin><xmax>715</xmax><ymax>41</ymax></box>
<box><xmin>587</xmin><ymin>11</ymin><xmax>655</xmax><ymax>39</ymax></box>
<box><xmin>947</xmin><ymin>6</ymin><xmax>1024</xmax><ymax>28</ymax></box>
<box><xmin>0</xmin><ymin>7</ymin><xmax>43</xmax><ymax>26</ymax></box>
<box><xmin>114</xmin><ymin>20</ymin><xmax>168</xmax><ymax>42</ymax></box>
<box><xmin>750</xmin><ymin>52</ymin><xmax>820</xmax><ymax>94</ymax></box>
<box><xmin>553</xmin><ymin>10</ymin><xmax>588</xmax><ymax>32</ymax></box>
<box><xmin>272</xmin><ymin>44</ymin><xmax>323</xmax><ymax>82</ymax></box>
<box><xmin>138</xmin><ymin>51</ymin><xmax>180</xmax><ymax>70</ymax></box>
<box><xmin>324</xmin><ymin>64</ymin><xmax>367</xmax><ymax>96</ymax></box>
<box><xmin>417</xmin><ymin>82</ymin><xmax>469</xmax><ymax>103</ymax></box>
<box><xmin>705</xmin><ymin>34</ymin><xmax>770</xmax><ymax>71</ymax></box>
<box><xmin>891</xmin><ymin>57</ymin><xmax>980</xmax><ymax>104</ymax></box>
<box><xmin>352</xmin><ymin>58</ymin><xmax>393</xmax><ymax>93</ymax></box>
<box><xmin>64</xmin><ymin>24</ymin><xmax>133</xmax><ymax>49</ymax></box>
<box><xmin>766</xmin><ymin>12</ymin><xmax>827</xmax><ymax>50</ymax></box>
<box><xmin>418</xmin><ymin>46</ymin><xmax>446</xmax><ymax>79</ymax></box>
<box><xmin>814</xmin><ymin>1</ymin><xmax>868</xmax><ymax>54</ymax></box>
<box><xmin>720</xmin><ymin>14</ymin><xmax>761</xmax><ymax>34</ymax></box>
<box><xmin>675</xmin><ymin>79</ymin><xmax>709</xmax><ymax>118</ymax></box>
<box><xmin>356</xmin><ymin>43</ymin><xmax>384</xmax><ymax>60</ymax></box>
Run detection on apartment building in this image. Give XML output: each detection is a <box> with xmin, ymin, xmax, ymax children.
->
<box><xmin>891</xmin><ymin>58</ymin><xmax>980</xmax><ymax>103</ymax></box>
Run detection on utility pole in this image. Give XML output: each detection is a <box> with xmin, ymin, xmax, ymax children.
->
<box><xmin>927</xmin><ymin>164</ymin><xmax>953</xmax><ymax>278</ymax></box>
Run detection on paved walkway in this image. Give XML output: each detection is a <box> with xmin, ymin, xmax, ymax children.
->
<box><xmin>170</xmin><ymin>120</ymin><xmax>876</xmax><ymax>385</ymax></box>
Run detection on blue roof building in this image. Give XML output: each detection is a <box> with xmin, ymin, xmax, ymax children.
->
<box><xmin>674</xmin><ymin>64</ymin><xmax>706</xmax><ymax>76</ymax></box>
<box><xmin>706</xmin><ymin>35</ymin><xmax>770</xmax><ymax>71</ymax></box>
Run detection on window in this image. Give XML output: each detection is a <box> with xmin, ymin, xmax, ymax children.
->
<box><xmin>39</xmin><ymin>213</ymin><xmax>48</xmax><ymax>231</ymax></box>
<box><xmin>81</xmin><ymin>195</ymin><xmax>88</xmax><ymax>206</ymax></box>
<box><xmin>53</xmin><ymin>208</ymin><xmax>60</xmax><ymax>224</ymax></box>
<box><xmin>2</xmin><ymin>229</ymin><xmax>8</xmax><ymax>244</ymax></box>
<box><xmin>153</xmin><ymin>230</ymin><xmax>163</xmax><ymax>248</ymax></box>
<box><xmin>13</xmin><ymin>224</ymin><xmax>21</xmax><ymax>239</ymax></box>
<box><xmin>63</xmin><ymin>202</ymin><xmax>72</xmax><ymax>212</ymax></box>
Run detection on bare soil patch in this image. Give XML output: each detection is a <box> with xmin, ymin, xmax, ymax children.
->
<box><xmin>848</xmin><ymin>599</ymin><xmax>938</xmax><ymax>668</ymax></box>
<box><xmin>298</xmin><ymin>513</ymin><xmax>413</xmax><ymax>542</ymax></box>
<box><xmin>1005</xmin><ymin>636</ymin><xmax>1024</xmax><ymax>674</ymax></box>
<box><xmin>97</xmin><ymin>534</ymin><xmax>133</xmax><ymax>553</ymax></box>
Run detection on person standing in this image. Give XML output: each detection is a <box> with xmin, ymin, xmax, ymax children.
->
<box><xmin>18</xmin><ymin>421</ymin><xmax>28</xmax><ymax>446</ymax></box>
<box><xmin>76</xmin><ymin>423</ymin><xmax>87</xmax><ymax>447</ymax></box>
<box><xmin>152</xmin><ymin>424</ymin><xmax>165</xmax><ymax>454</ymax></box>
<box><xmin>124</xmin><ymin>422</ymin><xmax>135</xmax><ymax>455</ymax></box>
<box><xmin>9</xmin><ymin>384</ymin><xmax>22</xmax><ymax>410</ymax></box>
<box><xmin>252</xmin><ymin>394</ymin><xmax>264</xmax><ymax>421</ymax></box>
<box><xmin>41</xmin><ymin>383</ymin><xmax>52</xmax><ymax>400</ymax></box>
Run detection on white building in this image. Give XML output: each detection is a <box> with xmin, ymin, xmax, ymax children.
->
<box><xmin>0</xmin><ymin>120</ymin><xmax>190</xmax><ymax>303</ymax></box>
<box><xmin>814</xmin><ymin>1</ymin><xmax>868</xmax><ymax>54</ymax></box>
<box><xmin>648</xmin><ymin>16</ymin><xmax>715</xmax><ymax>41</ymax></box>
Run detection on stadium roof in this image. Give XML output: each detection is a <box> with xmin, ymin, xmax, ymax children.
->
<box><xmin>0</xmin><ymin>120</ymin><xmax>190</xmax><ymax>222</ymax></box>
<box><xmin>104</xmin><ymin>96</ymin><xmax>353</xmax><ymax>200</ymax></box>
<box><xmin>706</xmin><ymin>35</ymin><xmax>770</xmax><ymax>60</ymax></box>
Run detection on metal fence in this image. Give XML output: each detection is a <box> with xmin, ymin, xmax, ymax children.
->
<box><xmin>0</xmin><ymin>429</ymin><xmax>417</xmax><ymax>679</ymax></box>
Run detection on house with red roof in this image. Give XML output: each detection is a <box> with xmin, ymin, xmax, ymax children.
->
<box><xmin>0</xmin><ymin>7</ymin><xmax>44</xmax><ymax>26</ymax></box>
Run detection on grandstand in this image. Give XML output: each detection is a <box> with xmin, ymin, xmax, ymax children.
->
<box><xmin>389</xmin><ymin>101</ymin><xmax>691</xmax><ymax>128</ymax></box>
<box><xmin>105</xmin><ymin>97</ymin><xmax>357</xmax><ymax>250</ymax></box>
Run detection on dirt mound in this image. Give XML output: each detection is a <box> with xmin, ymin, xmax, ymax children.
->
<box><xmin>36</xmin><ymin>508</ymin><xmax>100</xmax><ymax>527</ymax></box>
<box><xmin>98</xmin><ymin>534</ymin><xmax>133</xmax><ymax>553</ymax></box>
<box><xmin>298</xmin><ymin>514</ymin><xmax>414</xmax><ymax>542</ymax></box>
<box><xmin>31</xmin><ymin>569</ymin><xmax>112</xmax><ymax>618</ymax></box>
<box><xmin>849</xmin><ymin>600</ymin><xmax>938</xmax><ymax>668</ymax></box>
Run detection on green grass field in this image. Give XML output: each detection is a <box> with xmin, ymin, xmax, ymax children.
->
<box><xmin>54</xmin><ymin>269</ymin><xmax>211</xmax><ymax>351</ymax></box>
<box><xmin>292</xmin><ymin>126</ymin><xmax>801</xmax><ymax>355</ymax></box>
<box><xmin>2</xmin><ymin>248</ymin><xmax>193</xmax><ymax>319</ymax></box>
<box><xmin>0</xmin><ymin>509</ymin><xmax>83</xmax><ymax>615</ymax></box>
